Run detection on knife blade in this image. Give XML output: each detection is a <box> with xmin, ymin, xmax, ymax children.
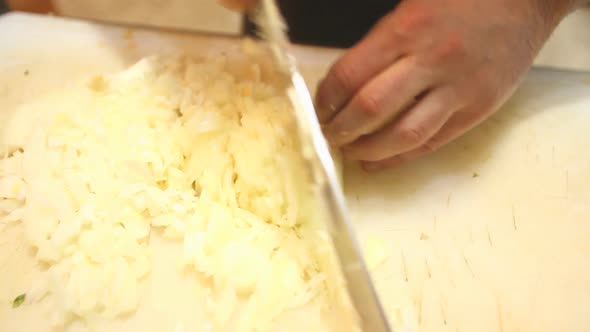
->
<box><xmin>249</xmin><ymin>1</ymin><xmax>392</xmax><ymax>331</ymax></box>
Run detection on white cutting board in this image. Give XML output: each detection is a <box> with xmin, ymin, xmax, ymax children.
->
<box><xmin>1</xmin><ymin>12</ymin><xmax>590</xmax><ymax>332</ymax></box>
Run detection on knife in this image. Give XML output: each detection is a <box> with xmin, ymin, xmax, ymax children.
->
<box><xmin>249</xmin><ymin>1</ymin><xmax>392</xmax><ymax>331</ymax></box>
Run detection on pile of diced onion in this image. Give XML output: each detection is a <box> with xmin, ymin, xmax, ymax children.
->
<box><xmin>0</xmin><ymin>41</ymin><xmax>357</xmax><ymax>331</ymax></box>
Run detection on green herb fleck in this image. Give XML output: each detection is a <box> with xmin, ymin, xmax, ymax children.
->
<box><xmin>12</xmin><ymin>294</ymin><xmax>25</xmax><ymax>308</ymax></box>
<box><xmin>24</xmin><ymin>70</ymin><xmax>29</xmax><ymax>76</ymax></box>
<box><xmin>472</xmin><ymin>172</ymin><xmax>480</xmax><ymax>178</ymax></box>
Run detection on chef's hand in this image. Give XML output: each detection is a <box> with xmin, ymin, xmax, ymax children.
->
<box><xmin>219</xmin><ymin>0</ymin><xmax>584</xmax><ymax>171</ymax></box>
<box><xmin>317</xmin><ymin>0</ymin><xmax>582</xmax><ymax>171</ymax></box>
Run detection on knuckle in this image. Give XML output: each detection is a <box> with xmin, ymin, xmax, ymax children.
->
<box><xmin>362</xmin><ymin>147</ymin><xmax>389</xmax><ymax>162</ymax></box>
<box><xmin>393</xmin><ymin>5</ymin><xmax>434</xmax><ymax>36</ymax></box>
<box><xmin>347</xmin><ymin>147</ymin><xmax>383</xmax><ymax>162</ymax></box>
<box><xmin>422</xmin><ymin>141</ymin><xmax>438</xmax><ymax>153</ymax></box>
<box><xmin>421</xmin><ymin>139</ymin><xmax>439</xmax><ymax>153</ymax></box>
<box><xmin>330</xmin><ymin>61</ymin><xmax>357</xmax><ymax>94</ymax></box>
<box><xmin>443</xmin><ymin>34</ymin><xmax>466</xmax><ymax>57</ymax></box>
<box><xmin>422</xmin><ymin>33</ymin><xmax>467</xmax><ymax>67</ymax></box>
<box><xmin>355</xmin><ymin>92</ymin><xmax>382</xmax><ymax>117</ymax></box>
<box><xmin>398</xmin><ymin>125</ymin><xmax>429</xmax><ymax>145</ymax></box>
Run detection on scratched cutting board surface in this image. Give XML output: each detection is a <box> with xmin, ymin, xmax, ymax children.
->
<box><xmin>1</xmin><ymin>12</ymin><xmax>590</xmax><ymax>332</ymax></box>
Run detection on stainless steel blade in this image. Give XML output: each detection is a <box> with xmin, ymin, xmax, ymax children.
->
<box><xmin>250</xmin><ymin>1</ymin><xmax>392</xmax><ymax>331</ymax></box>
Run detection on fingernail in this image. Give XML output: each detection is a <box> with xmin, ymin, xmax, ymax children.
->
<box><xmin>325</xmin><ymin>130</ymin><xmax>350</xmax><ymax>148</ymax></box>
<box><xmin>316</xmin><ymin>79</ymin><xmax>343</xmax><ymax>122</ymax></box>
<box><xmin>316</xmin><ymin>103</ymin><xmax>338</xmax><ymax>124</ymax></box>
<box><xmin>315</xmin><ymin>78</ymin><xmax>329</xmax><ymax>106</ymax></box>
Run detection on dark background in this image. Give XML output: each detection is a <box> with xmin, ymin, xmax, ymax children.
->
<box><xmin>245</xmin><ymin>0</ymin><xmax>398</xmax><ymax>48</ymax></box>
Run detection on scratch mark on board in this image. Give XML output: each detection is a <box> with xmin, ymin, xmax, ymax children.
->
<box><xmin>448</xmin><ymin>270</ymin><xmax>456</xmax><ymax>289</ymax></box>
<box><xmin>417</xmin><ymin>289</ymin><xmax>424</xmax><ymax>327</ymax></box>
<box><xmin>565</xmin><ymin>170</ymin><xmax>569</xmax><ymax>198</ymax></box>
<box><xmin>401</xmin><ymin>251</ymin><xmax>409</xmax><ymax>282</ymax></box>
<box><xmin>441</xmin><ymin>295</ymin><xmax>448</xmax><ymax>326</ymax></box>
<box><xmin>383</xmin><ymin>227</ymin><xmax>411</xmax><ymax>233</ymax></box>
<box><xmin>512</xmin><ymin>204</ymin><xmax>517</xmax><ymax>231</ymax></box>
<box><xmin>463</xmin><ymin>252</ymin><xmax>475</xmax><ymax>278</ymax></box>
<box><xmin>487</xmin><ymin>226</ymin><xmax>493</xmax><ymax>247</ymax></box>
<box><xmin>498</xmin><ymin>298</ymin><xmax>504</xmax><ymax>332</ymax></box>
<box><xmin>425</xmin><ymin>258</ymin><xmax>432</xmax><ymax>279</ymax></box>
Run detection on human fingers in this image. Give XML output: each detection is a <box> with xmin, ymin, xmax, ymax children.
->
<box><xmin>360</xmin><ymin>108</ymin><xmax>486</xmax><ymax>171</ymax></box>
<box><xmin>322</xmin><ymin>56</ymin><xmax>433</xmax><ymax>147</ymax></box>
<box><xmin>342</xmin><ymin>86</ymin><xmax>459</xmax><ymax>162</ymax></box>
<box><xmin>315</xmin><ymin>13</ymin><xmax>407</xmax><ymax>122</ymax></box>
